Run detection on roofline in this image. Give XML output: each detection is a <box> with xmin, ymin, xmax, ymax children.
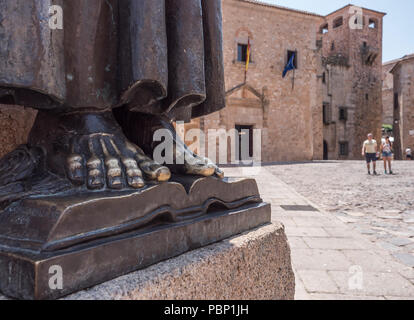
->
<box><xmin>383</xmin><ymin>58</ymin><xmax>402</xmax><ymax>67</ymax></box>
<box><xmin>235</xmin><ymin>0</ymin><xmax>323</xmax><ymax>18</ymax></box>
<box><xmin>235</xmin><ymin>1</ymin><xmax>386</xmax><ymax>20</ymax></box>
<box><xmin>390</xmin><ymin>54</ymin><xmax>414</xmax><ymax>74</ymax></box>
<box><xmin>326</xmin><ymin>4</ymin><xmax>386</xmax><ymax>18</ymax></box>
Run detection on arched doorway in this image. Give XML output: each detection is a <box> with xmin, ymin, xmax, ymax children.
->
<box><xmin>323</xmin><ymin>140</ymin><xmax>328</xmax><ymax>160</ymax></box>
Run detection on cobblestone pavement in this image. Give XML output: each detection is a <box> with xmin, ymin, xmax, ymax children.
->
<box><xmin>266</xmin><ymin>161</ymin><xmax>414</xmax><ymax>268</ymax></box>
<box><xmin>224</xmin><ymin>163</ymin><xmax>414</xmax><ymax>300</ymax></box>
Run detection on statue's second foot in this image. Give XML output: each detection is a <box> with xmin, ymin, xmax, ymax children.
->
<box><xmin>114</xmin><ymin>111</ymin><xmax>224</xmax><ymax>179</ymax></box>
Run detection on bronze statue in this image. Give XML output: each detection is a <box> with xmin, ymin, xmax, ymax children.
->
<box><xmin>0</xmin><ymin>0</ymin><xmax>270</xmax><ymax>300</ymax></box>
<box><xmin>0</xmin><ymin>0</ymin><xmax>224</xmax><ymax>202</ymax></box>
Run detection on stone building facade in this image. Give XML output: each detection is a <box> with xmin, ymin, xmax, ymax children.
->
<box><xmin>390</xmin><ymin>54</ymin><xmax>414</xmax><ymax>159</ymax></box>
<box><xmin>184</xmin><ymin>0</ymin><xmax>385</xmax><ymax>163</ymax></box>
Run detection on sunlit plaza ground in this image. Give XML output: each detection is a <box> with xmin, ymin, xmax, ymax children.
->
<box><xmin>224</xmin><ymin>160</ymin><xmax>414</xmax><ymax>300</ymax></box>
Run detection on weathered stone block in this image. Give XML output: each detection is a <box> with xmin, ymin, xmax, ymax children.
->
<box><xmin>63</xmin><ymin>223</ymin><xmax>295</xmax><ymax>300</ymax></box>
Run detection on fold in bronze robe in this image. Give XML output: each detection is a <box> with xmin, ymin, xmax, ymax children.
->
<box><xmin>0</xmin><ymin>0</ymin><xmax>225</xmax><ymax>122</ymax></box>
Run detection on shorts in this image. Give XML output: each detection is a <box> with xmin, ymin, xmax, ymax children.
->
<box><xmin>382</xmin><ymin>152</ymin><xmax>393</xmax><ymax>158</ymax></box>
<box><xmin>366</xmin><ymin>153</ymin><xmax>377</xmax><ymax>163</ymax></box>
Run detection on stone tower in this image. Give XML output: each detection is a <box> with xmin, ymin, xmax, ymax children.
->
<box><xmin>320</xmin><ymin>5</ymin><xmax>385</xmax><ymax>160</ymax></box>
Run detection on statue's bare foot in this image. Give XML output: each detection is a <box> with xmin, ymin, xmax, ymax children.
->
<box><xmin>66</xmin><ymin>136</ymin><xmax>170</xmax><ymax>190</ymax></box>
<box><xmin>113</xmin><ymin>111</ymin><xmax>224</xmax><ymax>179</ymax></box>
<box><xmin>158</xmin><ymin>117</ymin><xmax>224</xmax><ymax>178</ymax></box>
<box><xmin>27</xmin><ymin>111</ymin><xmax>170</xmax><ymax>190</ymax></box>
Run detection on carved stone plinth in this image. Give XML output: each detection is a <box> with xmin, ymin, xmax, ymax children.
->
<box><xmin>0</xmin><ymin>176</ymin><xmax>270</xmax><ymax>300</ymax></box>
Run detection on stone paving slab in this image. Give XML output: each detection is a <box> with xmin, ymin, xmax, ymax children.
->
<box><xmin>303</xmin><ymin>237</ymin><xmax>373</xmax><ymax>250</ymax></box>
<box><xmin>285</xmin><ymin>227</ymin><xmax>330</xmax><ymax>238</ymax></box>
<box><xmin>296</xmin><ymin>270</ymin><xmax>339</xmax><ymax>294</ymax></box>
<box><xmin>223</xmin><ymin>166</ymin><xmax>414</xmax><ymax>300</ymax></box>
<box><xmin>328</xmin><ymin>271</ymin><xmax>414</xmax><ymax>297</ymax></box>
<box><xmin>393</xmin><ymin>253</ymin><xmax>414</xmax><ymax>268</ymax></box>
<box><xmin>291</xmin><ymin>249</ymin><xmax>352</xmax><ymax>271</ymax></box>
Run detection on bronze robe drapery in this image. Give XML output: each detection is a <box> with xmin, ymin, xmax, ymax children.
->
<box><xmin>0</xmin><ymin>0</ymin><xmax>225</xmax><ymax>122</ymax></box>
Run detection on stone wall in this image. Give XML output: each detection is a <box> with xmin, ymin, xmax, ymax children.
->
<box><xmin>0</xmin><ymin>105</ymin><xmax>37</xmax><ymax>158</ymax></box>
<box><xmin>64</xmin><ymin>223</ymin><xmax>295</xmax><ymax>300</ymax></box>
<box><xmin>392</xmin><ymin>56</ymin><xmax>414</xmax><ymax>159</ymax></box>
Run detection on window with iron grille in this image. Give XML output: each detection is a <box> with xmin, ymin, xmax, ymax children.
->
<box><xmin>237</xmin><ymin>44</ymin><xmax>248</xmax><ymax>62</ymax></box>
<box><xmin>339</xmin><ymin>107</ymin><xmax>348</xmax><ymax>121</ymax></box>
<box><xmin>287</xmin><ymin>50</ymin><xmax>298</xmax><ymax>69</ymax></box>
<box><xmin>339</xmin><ymin>142</ymin><xmax>349</xmax><ymax>156</ymax></box>
<box><xmin>394</xmin><ymin>93</ymin><xmax>399</xmax><ymax>110</ymax></box>
<box><xmin>323</xmin><ymin>103</ymin><xmax>331</xmax><ymax>125</ymax></box>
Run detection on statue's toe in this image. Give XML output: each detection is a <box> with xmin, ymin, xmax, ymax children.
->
<box><xmin>67</xmin><ymin>154</ymin><xmax>85</xmax><ymax>185</ymax></box>
<box><xmin>154</xmin><ymin>166</ymin><xmax>172</xmax><ymax>182</ymax></box>
<box><xmin>105</xmin><ymin>156</ymin><xmax>123</xmax><ymax>189</ymax></box>
<box><xmin>138</xmin><ymin>159</ymin><xmax>171</xmax><ymax>182</ymax></box>
<box><xmin>214</xmin><ymin>167</ymin><xmax>225</xmax><ymax>179</ymax></box>
<box><xmin>86</xmin><ymin>156</ymin><xmax>105</xmax><ymax>190</ymax></box>
<box><xmin>122</xmin><ymin>158</ymin><xmax>145</xmax><ymax>189</ymax></box>
<box><xmin>185</xmin><ymin>161</ymin><xmax>215</xmax><ymax>177</ymax></box>
<box><xmin>184</xmin><ymin>155</ymin><xmax>224</xmax><ymax>178</ymax></box>
<box><xmin>203</xmin><ymin>157</ymin><xmax>225</xmax><ymax>179</ymax></box>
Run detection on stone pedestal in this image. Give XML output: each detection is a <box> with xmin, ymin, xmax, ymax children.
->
<box><xmin>63</xmin><ymin>223</ymin><xmax>295</xmax><ymax>300</ymax></box>
<box><xmin>0</xmin><ymin>176</ymin><xmax>274</xmax><ymax>300</ymax></box>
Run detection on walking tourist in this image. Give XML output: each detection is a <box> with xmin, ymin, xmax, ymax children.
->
<box><xmin>362</xmin><ymin>133</ymin><xmax>378</xmax><ymax>175</ymax></box>
<box><xmin>406</xmin><ymin>147</ymin><xmax>412</xmax><ymax>160</ymax></box>
<box><xmin>381</xmin><ymin>136</ymin><xmax>393</xmax><ymax>174</ymax></box>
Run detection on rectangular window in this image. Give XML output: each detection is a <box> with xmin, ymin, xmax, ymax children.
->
<box><xmin>339</xmin><ymin>142</ymin><xmax>349</xmax><ymax>156</ymax></box>
<box><xmin>316</xmin><ymin>39</ymin><xmax>323</xmax><ymax>49</ymax></box>
<box><xmin>333</xmin><ymin>17</ymin><xmax>343</xmax><ymax>28</ymax></box>
<box><xmin>237</xmin><ymin>44</ymin><xmax>248</xmax><ymax>62</ymax></box>
<box><xmin>323</xmin><ymin>103</ymin><xmax>331</xmax><ymax>125</ymax></box>
<box><xmin>287</xmin><ymin>50</ymin><xmax>298</xmax><ymax>69</ymax></box>
<box><xmin>369</xmin><ymin>19</ymin><xmax>377</xmax><ymax>29</ymax></box>
<box><xmin>339</xmin><ymin>107</ymin><xmax>348</xmax><ymax>121</ymax></box>
<box><xmin>320</xmin><ymin>24</ymin><xmax>329</xmax><ymax>34</ymax></box>
<box><xmin>394</xmin><ymin>93</ymin><xmax>399</xmax><ymax>110</ymax></box>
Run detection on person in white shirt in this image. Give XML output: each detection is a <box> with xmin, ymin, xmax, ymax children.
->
<box><xmin>406</xmin><ymin>147</ymin><xmax>412</xmax><ymax>160</ymax></box>
<box><xmin>362</xmin><ymin>133</ymin><xmax>378</xmax><ymax>175</ymax></box>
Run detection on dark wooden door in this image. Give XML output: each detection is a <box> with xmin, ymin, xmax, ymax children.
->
<box><xmin>235</xmin><ymin>125</ymin><xmax>254</xmax><ymax>161</ymax></box>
